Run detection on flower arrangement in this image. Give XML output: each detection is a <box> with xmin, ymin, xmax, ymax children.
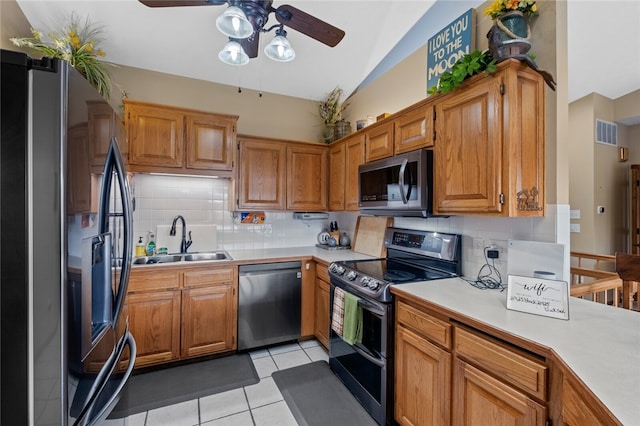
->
<box><xmin>10</xmin><ymin>13</ymin><xmax>112</xmax><ymax>99</ymax></box>
<box><xmin>483</xmin><ymin>0</ymin><xmax>538</xmax><ymax>20</ymax></box>
<box><xmin>319</xmin><ymin>87</ymin><xmax>349</xmax><ymax>125</ymax></box>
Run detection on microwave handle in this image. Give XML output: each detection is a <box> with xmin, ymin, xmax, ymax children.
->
<box><xmin>398</xmin><ymin>158</ymin><xmax>409</xmax><ymax>204</ymax></box>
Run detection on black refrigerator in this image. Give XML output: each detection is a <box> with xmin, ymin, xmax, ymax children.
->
<box><xmin>1</xmin><ymin>50</ymin><xmax>137</xmax><ymax>425</ymax></box>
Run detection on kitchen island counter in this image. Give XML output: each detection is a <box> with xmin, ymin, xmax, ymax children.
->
<box><xmin>391</xmin><ymin>277</ymin><xmax>640</xmax><ymax>425</ymax></box>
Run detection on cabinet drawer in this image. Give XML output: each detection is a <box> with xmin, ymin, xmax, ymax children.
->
<box><xmin>184</xmin><ymin>267</ymin><xmax>235</xmax><ymax>288</ymax></box>
<box><xmin>454</xmin><ymin>327</ymin><xmax>547</xmax><ymax>400</ymax></box>
<box><xmin>396</xmin><ymin>301</ymin><xmax>451</xmax><ymax>350</ymax></box>
<box><xmin>316</xmin><ymin>264</ymin><xmax>330</xmax><ymax>283</ymax></box>
<box><xmin>129</xmin><ymin>268</ymin><xmax>181</xmax><ymax>292</ymax></box>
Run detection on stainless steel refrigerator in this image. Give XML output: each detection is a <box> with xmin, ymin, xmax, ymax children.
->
<box><xmin>1</xmin><ymin>49</ymin><xmax>136</xmax><ymax>425</ymax></box>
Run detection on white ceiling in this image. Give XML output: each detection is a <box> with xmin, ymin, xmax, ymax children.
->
<box><xmin>14</xmin><ymin>0</ymin><xmax>640</xmax><ymax>114</ymax></box>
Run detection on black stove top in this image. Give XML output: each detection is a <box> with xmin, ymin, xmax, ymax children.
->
<box><xmin>329</xmin><ymin>228</ymin><xmax>462</xmax><ymax>303</ymax></box>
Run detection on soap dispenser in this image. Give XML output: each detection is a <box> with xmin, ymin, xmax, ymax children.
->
<box><xmin>146</xmin><ymin>231</ymin><xmax>156</xmax><ymax>256</ymax></box>
<box><xmin>135</xmin><ymin>236</ymin><xmax>146</xmax><ymax>256</ymax></box>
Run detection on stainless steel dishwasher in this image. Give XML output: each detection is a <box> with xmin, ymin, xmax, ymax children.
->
<box><xmin>238</xmin><ymin>261</ymin><xmax>302</xmax><ymax>350</ymax></box>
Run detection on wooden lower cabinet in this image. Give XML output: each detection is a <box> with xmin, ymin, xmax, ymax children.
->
<box><xmin>126</xmin><ymin>290</ymin><xmax>181</xmax><ymax>367</ymax></box>
<box><xmin>562</xmin><ymin>375</ymin><xmax>621</xmax><ymax>425</ymax></box>
<box><xmin>125</xmin><ymin>265</ymin><xmax>237</xmax><ymax>368</ymax></box>
<box><xmin>453</xmin><ymin>359</ymin><xmax>546</xmax><ymax>426</ymax></box>
<box><xmin>181</xmin><ymin>285</ymin><xmax>236</xmax><ymax>358</ymax></box>
<box><xmin>395</xmin><ymin>325</ymin><xmax>451</xmax><ymax>426</ymax></box>
<box><xmin>314</xmin><ymin>262</ymin><xmax>331</xmax><ymax>348</ymax></box>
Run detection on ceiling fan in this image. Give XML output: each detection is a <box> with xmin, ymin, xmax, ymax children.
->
<box><xmin>139</xmin><ymin>0</ymin><xmax>345</xmax><ymax>64</ymax></box>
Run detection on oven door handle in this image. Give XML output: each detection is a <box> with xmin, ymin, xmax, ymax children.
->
<box><xmin>357</xmin><ymin>299</ymin><xmax>385</xmax><ymax>318</ymax></box>
<box><xmin>353</xmin><ymin>343</ymin><xmax>386</xmax><ymax>368</ymax></box>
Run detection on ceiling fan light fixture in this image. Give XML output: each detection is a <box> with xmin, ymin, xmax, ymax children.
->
<box><xmin>218</xmin><ymin>40</ymin><xmax>249</xmax><ymax>65</ymax></box>
<box><xmin>264</xmin><ymin>28</ymin><xmax>295</xmax><ymax>62</ymax></box>
<box><xmin>216</xmin><ymin>6</ymin><xmax>253</xmax><ymax>39</ymax></box>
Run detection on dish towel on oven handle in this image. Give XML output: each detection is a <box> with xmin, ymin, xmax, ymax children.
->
<box><xmin>331</xmin><ymin>287</ymin><xmax>345</xmax><ymax>336</ymax></box>
<box><xmin>343</xmin><ymin>292</ymin><xmax>363</xmax><ymax>345</ymax></box>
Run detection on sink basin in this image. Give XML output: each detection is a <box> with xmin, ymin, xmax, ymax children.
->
<box><xmin>184</xmin><ymin>251</ymin><xmax>231</xmax><ymax>261</ymax></box>
<box><xmin>132</xmin><ymin>251</ymin><xmax>232</xmax><ymax>265</ymax></box>
<box><xmin>133</xmin><ymin>254</ymin><xmax>183</xmax><ymax>265</ymax></box>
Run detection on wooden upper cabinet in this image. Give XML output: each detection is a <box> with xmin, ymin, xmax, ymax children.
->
<box><xmin>328</xmin><ymin>140</ymin><xmax>346</xmax><ymax>211</ymax></box>
<box><xmin>87</xmin><ymin>100</ymin><xmax>127</xmax><ymax>170</ymax></box>
<box><xmin>394</xmin><ymin>103</ymin><xmax>434</xmax><ymax>155</ymax></box>
<box><xmin>185</xmin><ymin>112</ymin><xmax>235</xmax><ymax>171</ymax></box>
<box><xmin>329</xmin><ymin>134</ymin><xmax>365</xmax><ymax>212</ymax></box>
<box><xmin>365</xmin><ymin>120</ymin><xmax>395</xmax><ymax>161</ymax></box>
<box><xmin>124</xmin><ymin>100</ymin><xmax>237</xmax><ymax>176</ymax></box>
<box><xmin>237</xmin><ymin>136</ymin><xmax>287</xmax><ymax>210</ymax></box>
<box><xmin>287</xmin><ymin>143</ymin><xmax>328</xmax><ymax>211</ymax></box>
<box><xmin>433</xmin><ymin>59</ymin><xmax>545</xmax><ymax>217</ymax></box>
<box><xmin>344</xmin><ymin>134</ymin><xmax>365</xmax><ymax>211</ymax></box>
<box><xmin>126</xmin><ymin>102</ymin><xmax>185</xmax><ymax>168</ymax></box>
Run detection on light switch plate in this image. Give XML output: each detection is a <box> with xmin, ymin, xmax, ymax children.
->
<box><xmin>570</xmin><ymin>209</ymin><xmax>580</xmax><ymax>219</ymax></box>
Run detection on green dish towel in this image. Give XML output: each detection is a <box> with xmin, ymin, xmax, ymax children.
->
<box><xmin>342</xmin><ymin>292</ymin><xmax>363</xmax><ymax>345</ymax></box>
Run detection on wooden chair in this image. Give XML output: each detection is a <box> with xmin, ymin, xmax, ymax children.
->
<box><xmin>615</xmin><ymin>252</ymin><xmax>640</xmax><ymax>311</ymax></box>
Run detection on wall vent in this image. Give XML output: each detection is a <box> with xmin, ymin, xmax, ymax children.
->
<box><xmin>595</xmin><ymin>119</ymin><xmax>617</xmax><ymax>146</ymax></box>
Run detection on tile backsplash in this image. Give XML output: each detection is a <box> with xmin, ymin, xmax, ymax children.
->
<box><xmin>129</xmin><ymin>174</ymin><xmax>569</xmax><ymax>281</ymax></box>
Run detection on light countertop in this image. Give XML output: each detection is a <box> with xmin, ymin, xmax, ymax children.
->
<box><xmin>392</xmin><ymin>277</ymin><xmax>640</xmax><ymax>425</ymax></box>
<box><xmin>227</xmin><ymin>246</ymin><xmax>376</xmax><ymax>264</ymax></box>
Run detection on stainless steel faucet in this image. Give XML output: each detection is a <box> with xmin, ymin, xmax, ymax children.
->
<box><xmin>170</xmin><ymin>215</ymin><xmax>192</xmax><ymax>253</ymax></box>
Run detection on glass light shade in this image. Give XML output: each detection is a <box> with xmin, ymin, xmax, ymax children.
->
<box><xmin>264</xmin><ymin>35</ymin><xmax>295</xmax><ymax>62</ymax></box>
<box><xmin>215</xmin><ymin>6</ymin><xmax>253</xmax><ymax>39</ymax></box>
<box><xmin>218</xmin><ymin>40</ymin><xmax>249</xmax><ymax>65</ymax></box>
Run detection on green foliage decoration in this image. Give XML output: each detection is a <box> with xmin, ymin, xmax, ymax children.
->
<box><xmin>427</xmin><ymin>50</ymin><xmax>497</xmax><ymax>96</ymax></box>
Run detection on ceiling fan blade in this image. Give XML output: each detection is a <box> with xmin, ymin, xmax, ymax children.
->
<box><xmin>239</xmin><ymin>33</ymin><xmax>260</xmax><ymax>58</ymax></box>
<box><xmin>138</xmin><ymin>0</ymin><xmax>225</xmax><ymax>7</ymax></box>
<box><xmin>275</xmin><ymin>4</ymin><xmax>345</xmax><ymax>47</ymax></box>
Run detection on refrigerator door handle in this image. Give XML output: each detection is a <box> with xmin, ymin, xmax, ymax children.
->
<box><xmin>74</xmin><ymin>330</ymin><xmax>137</xmax><ymax>426</ymax></box>
<box><xmin>98</xmin><ymin>138</ymin><xmax>133</xmax><ymax>322</ymax></box>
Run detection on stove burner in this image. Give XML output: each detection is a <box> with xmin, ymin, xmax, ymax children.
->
<box><xmin>384</xmin><ymin>269</ymin><xmax>416</xmax><ymax>282</ymax></box>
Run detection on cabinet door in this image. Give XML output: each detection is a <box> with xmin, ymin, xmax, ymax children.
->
<box><xmin>365</xmin><ymin>121</ymin><xmax>395</xmax><ymax>161</ymax></box>
<box><xmin>67</xmin><ymin>124</ymin><xmax>95</xmax><ymax>213</ymax></box>
<box><xmin>286</xmin><ymin>143</ymin><xmax>328</xmax><ymax>211</ymax></box>
<box><xmin>562</xmin><ymin>376</ymin><xmax>619</xmax><ymax>426</ymax></box>
<box><xmin>185</xmin><ymin>113</ymin><xmax>235</xmax><ymax>171</ymax></box>
<box><xmin>395</xmin><ymin>326</ymin><xmax>451</xmax><ymax>426</ymax></box>
<box><xmin>126</xmin><ymin>290</ymin><xmax>181</xmax><ymax>368</ymax></box>
<box><xmin>395</xmin><ymin>103</ymin><xmax>434</xmax><ymax>154</ymax></box>
<box><xmin>127</xmin><ymin>103</ymin><xmax>185</xmax><ymax>168</ymax></box>
<box><xmin>237</xmin><ymin>138</ymin><xmax>286</xmax><ymax>210</ymax></box>
<box><xmin>181</xmin><ymin>284</ymin><xmax>237</xmax><ymax>357</ymax></box>
<box><xmin>434</xmin><ymin>75</ymin><xmax>503</xmax><ymax>215</ymax></box>
<box><xmin>87</xmin><ymin>100</ymin><xmax>127</xmax><ymax>167</ymax></box>
<box><xmin>344</xmin><ymin>134</ymin><xmax>365</xmax><ymax>211</ymax></box>
<box><xmin>314</xmin><ymin>276</ymin><xmax>330</xmax><ymax>349</ymax></box>
<box><xmin>328</xmin><ymin>140</ymin><xmax>346</xmax><ymax>211</ymax></box>
<box><xmin>452</xmin><ymin>358</ymin><xmax>546</xmax><ymax>426</ymax></box>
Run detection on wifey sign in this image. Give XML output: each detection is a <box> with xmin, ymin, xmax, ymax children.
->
<box><xmin>506</xmin><ymin>275</ymin><xmax>570</xmax><ymax>320</ymax></box>
<box><xmin>426</xmin><ymin>9</ymin><xmax>476</xmax><ymax>95</ymax></box>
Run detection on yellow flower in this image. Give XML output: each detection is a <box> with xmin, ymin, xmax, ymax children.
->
<box><xmin>97</xmin><ymin>49</ymin><xmax>106</xmax><ymax>57</ymax></box>
<box><xmin>531</xmin><ymin>3</ymin><xmax>537</xmax><ymax>12</ymax></box>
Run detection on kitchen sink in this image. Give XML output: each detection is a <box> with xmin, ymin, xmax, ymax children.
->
<box><xmin>184</xmin><ymin>252</ymin><xmax>230</xmax><ymax>261</ymax></box>
<box><xmin>133</xmin><ymin>251</ymin><xmax>232</xmax><ymax>265</ymax></box>
<box><xmin>133</xmin><ymin>254</ymin><xmax>183</xmax><ymax>265</ymax></box>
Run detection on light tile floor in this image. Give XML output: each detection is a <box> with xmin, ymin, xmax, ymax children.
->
<box><xmin>105</xmin><ymin>340</ymin><xmax>328</xmax><ymax>426</ymax></box>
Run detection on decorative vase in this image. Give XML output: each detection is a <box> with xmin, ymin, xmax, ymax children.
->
<box><xmin>487</xmin><ymin>10</ymin><xmax>531</xmax><ymax>60</ymax></box>
<box><xmin>322</xmin><ymin>120</ymin><xmax>352</xmax><ymax>143</ymax></box>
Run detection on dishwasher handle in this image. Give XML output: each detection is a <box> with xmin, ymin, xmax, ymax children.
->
<box><xmin>239</xmin><ymin>261</ymin><xmax>302</xmax><ymax>275</ymax></box>
<box><xmin>240</xmin><ymin>268</ymin><xmax>302</xmax><ymax>278</ymax></box>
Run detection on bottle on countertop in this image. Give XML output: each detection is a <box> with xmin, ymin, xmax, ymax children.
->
<box><xmin>135</xmin><ymin>236</ymin><xmax>146</xmax><ymax>256</ymax></box>
<box><xmin>146</xmin><ymin>231</ymin><xmax>156</xmax><ymax>256</ymax></box>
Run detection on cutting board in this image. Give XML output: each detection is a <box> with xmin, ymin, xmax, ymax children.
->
<box><xmin>352</xmin><ymin>216</ymin><xmax>393</xmax><ymax>258</ymax></box>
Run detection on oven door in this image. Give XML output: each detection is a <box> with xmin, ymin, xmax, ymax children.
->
<box><xmin>328</xmin><ymin>280</ymin><xmax>393</xmax><ymax>425</ymax></box>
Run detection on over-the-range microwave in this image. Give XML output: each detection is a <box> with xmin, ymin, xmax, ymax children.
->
<box><xmin>359</xmin><ymin>149</ymin><xmax>434</xmax><ymax>217</ymax></box>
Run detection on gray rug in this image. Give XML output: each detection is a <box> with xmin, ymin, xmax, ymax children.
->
<box><xmin>109</xmin><ymin>354</ymin><xmax>258</xmax><ymax>418</ymax></box>
<box><xmin>272</xmin><ymin>361</ymin><xmax>377</xmax><ymax>426</ymax></box>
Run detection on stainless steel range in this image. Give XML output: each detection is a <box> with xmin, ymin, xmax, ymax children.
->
<box><xmin>328</xmin><ymin>227</ymin><xmax>461</xmax><ymax>425</ymax></box>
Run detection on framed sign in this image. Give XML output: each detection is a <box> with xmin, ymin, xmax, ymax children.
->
<box><xmin>426</xmin><ymin>8</ymin><xmax>476</xmax><ymax>95</ymax></box>
<box><xmin>506</xmin><ymin>275</ymin><xmax>570</xmax><ymax>320</ymax></box>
